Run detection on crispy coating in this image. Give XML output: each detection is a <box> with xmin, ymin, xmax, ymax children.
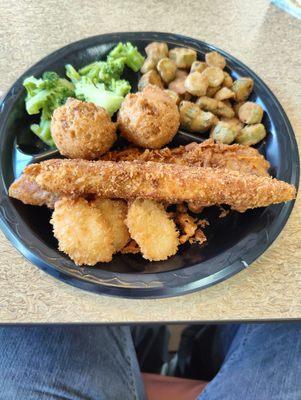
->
<box><xmin>117</xmin><ymin>85</ymin><xmax>180</xmax><ymax>149</ymax></box>
<box><xmin>92</xmin><ymin>198</ymin><xmax>130</xmax><ymax>252</ymax></box>
<box><xmin>51</xmin><ymin>198</ymin><xmax>115</xmax><ymax>266</ymax></box>
<box><xmin>8</xmin><ymin>173</ymin><xmax>59</xmax><ymax>208</ymax></box>
<box><xmin>51</xmin><ymin>98</ymin><xmax>116</xmax><ymax>159</ymax></box>
<box><xmin>126</xmin><ymin>199</ymin><xmax>179</xmax><ymax>261</ymax></box>
<box><xmin>9</xmin><ymin>140</ymin><xmax>271</xmax><ymax>208</ymax></box>
<box><xmin>102</xmin><ymin>139</ymin><xmax>270</xmax><ymax>177</ymax></box>
<box><xmin>26</xmin><ymin>158</ymin><xmax>296</xmax><ymax>212</ymax></box>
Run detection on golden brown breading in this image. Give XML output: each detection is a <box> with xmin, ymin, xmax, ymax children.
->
<box><xmin>126</xmin><ymin>199</ymin><xmax>179</xmax><ymax>261</ymax></box>
<box><xmin>117</xmin><ymin>85</ymin><xmax>180</xmax><ymax>149</ymax></box>
<box><xmin>8</xmin><ymin>173</ymin><xmax>59</xmax><ymax>208</ymax></box>
<box><xmin>92</xmin><ymin>198</ymin><xmax>130</xmax><ymax>252</ymax></box>
<box><xmin>25</xmin><ymin>159</ymin><xmax>296</xmax><ymax>212</ymax></box>
<box><xmin>51</xmin><ymin>198</ymin><xmax>115</xmax><ymax>266</ymax></box>
<box><xmin>51</xmin><ymin>98</ymin><xmax>116</xmax><ymax>159</ymax></box>
<box><xmin>101</xmin><ymin>139</ymin><xmax>270</xmax><ymax>177</ymax></box>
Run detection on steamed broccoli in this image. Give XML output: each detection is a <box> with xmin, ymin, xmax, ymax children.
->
<box><xmin>74</xmin><ymin>77</ymin><xmax>124</xmax><ymax>116</ymax></box>
<box><xmin>23</xmin><ymin>71</ymin><xmax>74</xmax><ymax>146</ymax></box>
<box><xmin>107</xmin><ymin>42</ymin><xmax>145</xmax><ymax>72</ymax></box>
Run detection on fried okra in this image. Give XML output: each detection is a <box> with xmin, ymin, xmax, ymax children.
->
<box><xmin>157</xmin><ymin>57</ymin><xmax>177</xmax><ymax>83</ymax></box>
<box><xmin>211</xmin><ymin>121</ymin><xmax>238</xmax><ymax>144</ymax></box>
<box><xmin>169</xmin><ymin>47</ymin><xmax>197</xmax><ymax>69</ymax></box>
<box><xmin>138</xmin><ymin>70</ymin><xmax>164</xmax><ymax>91</ymax></box>
<box><xmin>184</xmin><ymin>72</ymin><xmax>209</xmax><ymax>96</ymax></box>
<box><xmin>205</xmin><ymin>51</ymin><xmax>226</xmax><ymax>69</ymax></box>
<box><xmin>232</xmin><ymin>77</ymin><xmax>254</xmax><ymax>101</ymax></box>
<box><xmin>145</xmin><ymin>42</ymin><xmax>169</xmax><ymax>63</ymax></box>
<box><xmin>179</xmin><ymin>101</ymin><xmax>216</xmax><ymax>133</ymax></box>
<box><xmin>238</xmin><ymin>102</ymin><xmax>264</xmax><ymax>124</ymax></box>
<box><xmin>236</xmin><ymin>124</ymin><xmax>266</xmax><ymax>145</ymax></box>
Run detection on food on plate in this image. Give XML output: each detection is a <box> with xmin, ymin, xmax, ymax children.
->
<box><xmin>102</xmin><ymin>139</ymin><xmax>270</xmax><ymax>177</ymax></box>
<box><xmin>201</xmin><ymin>67</ymin><xmax>224</xmax><ymax>88</ymax></box>
<box><xmin>184</xmin><ymin>72</ymin><xmax>209</xmax><ymax>96</ymax></box>
<box><xmin>205</xmin><ymin>51</ymin><xmax>226</xmax><ymax>69</ymax></box>
<box><xmin>9</xmin><ymin>139</ymin><xmax>272</xmax><ymax>209</ymax></box>
<box><xmin>14</xmin><ymin>41</ymin><xmax>296</xmax><ymax>267</ymax></box>
<box><xmin>179</xmin><ymin>101</ymin><xmax>217</xmax><ymax>133</ymax></box>
<box><xmin>145</xmin><ymin>42</ymin><xmax>169</xmax><ymax>63</ymax></box>
<box><xmin>164</xmin><ymin>89</ymin><xmax>180</xmax><ymax>104</ymax></box>
<box><xmin>23</xmin><ymin>71</ymin><xmax>74</xmax><ymax>146</ymax></box>
<box><xmin>223</xmin><ymin>72</ymin><xmax>233</xmax><ymax>88</ymax></box>
<box><xmin>117</xmin><ymin>85</ymin><xmax>180</xmax><ymax>148</ymax></box>
<box><xmin>190</xmin><ymin>61</ymin><xmax>207</xmax><ymax>74</ymax></box>
<box><xmin>51</xmin><ymin>197</ymin><xmax>115</xmax><ymax>265</ymax></box>
<box><xmin>169</xmin><ymin>47</ymin><xmax>197</xmax><ymax>69</ymax></box>
<box><xmin>236</xmin><ymin>124</ymin><xmax>267</xmax><ymax>145</ymax></box>
<box><xmin>140</xmin><ymin>57</ymin><xmax>156</xmax><ymax>74</ymax></box>
<box><xmin>92</xmin><ymin>198</ymin><xmax>130</xmax><ymax>252</ymax></box>
<box><xmin>126</xmin><ymin>199</ymin><xmax>179</xmax><ymax>261</ymax></box>
<box><xmin>238</xmin><ymin>101</ymin><xmax>264</xmax><ymax>124</ymax></box>
<box><xmin>9</xmin><ymin>173</ymin><xmax>59</xmax><ymax>208</ymax></box>
<box><xmin>51</xmin><ymin>98</ymin><xmax>116</xmax><ymax>159</ymax></box>
<box><xmin>138</xmin><ymin>70</ymin><xmax>164</xmax><ymax>91</ymax></box>
<box><xmin>211</xmin><ymin>121</ymin><xmax>238</xmax><ymax>144</ymax></box>
<box><xmin>231</xmin><ymin>77</ymin><xmax>254</xmax><ymax>101</ymax></box>
<box><xmin>21</xmin><ymin>158</ymin><xmax>296</xmax><ymax>212</ymax></box>
<box><xmin>214</xmin><ymin>87</ymin><xmax>235</xmax><ymax>101</ymax></box>
<box><xmin>157</xmin><ymin>58</ymin><xmax>177</xmax><ymax>83</ymax></box>
<box><xmin>23</xmin><ymin>42</ymin><xmax>144</xmax><ymax>146</ymax></box>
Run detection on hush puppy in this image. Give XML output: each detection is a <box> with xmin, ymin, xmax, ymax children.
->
<box><xmin>126</xmin><ymin>199</ymin><xmax>179</xmax><ymax>261</ymax></box>
<box><xmin>51</xmin><ymin>98</ymin><xmax>116</xmax><ymax>159</ymax></box>
<box><xmin>117</xmin><ymin>85</ymin><xmax>180</xmax><ymax>149</ymax></box>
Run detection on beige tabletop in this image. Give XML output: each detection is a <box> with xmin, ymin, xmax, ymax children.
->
<box><xmin>0</xmin><ymin>0</ymin><xmax>300</xmax><ymax>323</ymax></box>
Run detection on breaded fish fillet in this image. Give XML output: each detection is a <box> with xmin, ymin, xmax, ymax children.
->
<box><xmin>21</xmin><ymin>159</ymin><xmax>295</xmax><ymax>212</ymax></box>
<box><xmin>101</xmin><ymin>139</ymin><xmax>270</xmax><ymax>177</ymax></box>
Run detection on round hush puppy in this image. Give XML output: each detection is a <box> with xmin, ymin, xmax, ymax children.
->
<box><xmin>117</xmin><ymin>85</ymin><xmax>180</xmax><ymax>149</ymax></box>
<box><xmin>51</xmin><ymin>98</ymin><xmax>117</xmax><ymax>159</ymax></box>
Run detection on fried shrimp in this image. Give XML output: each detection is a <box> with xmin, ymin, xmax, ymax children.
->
<box><xmin>26</xmin><ymin>159</ymin><xmax>296</xmax><ymax>212</ymax></box>
<box><xmin>92</xmin><ymin>198</ymin><xmax>130</xmax><ymax>252</ymax></box>
<box><xmin>51</xmin><ymin>98</ymin><xmax>116</xmax><ymax>159</ymax></box>
<box><xmin>126</xmin><ymin>199</ymin><xmax>179</xmax><ymax>261</ymax></box>
<box><xmin>51</xmin><ymin>198</ymin><xmax>115</xmax><ymax>266</ymax></box>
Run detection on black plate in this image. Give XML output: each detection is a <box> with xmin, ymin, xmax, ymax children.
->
<box><xmin>0</xmin><ymin>32</ymin><xmax>299</xmax><ymax>298</ymax></box>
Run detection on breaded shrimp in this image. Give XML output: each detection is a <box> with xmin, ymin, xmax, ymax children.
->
<box><xmin>92</xmin><ymin>198</ymin><xmax>130</xmax><ymax>252</ymax></box>
<box><xmin>51</xmin><ymin>198</ymin><xmax>115</xmax><ymax>266</ymax></box>
<box><xmin>126</xmin><ymin>199</ymin><xmax>179</xmax><ymax>261</ymax></box>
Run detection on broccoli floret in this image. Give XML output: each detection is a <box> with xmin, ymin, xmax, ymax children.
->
<box><xmin>108</xmin><ymin>42</ymin><xmax>145</xmax><ymax>72</ymax></box>
<box><xmin>30</xmin><ymin>114</ymin><xmax>55</xmax><ymax>147</ymax></box>
<box><xmin>75</xmin><ymin>77</ymin><xmax>124</xmax><ymax>116</ymax></box>
<box><xmin>65</xmin><ymin>64</ymin><xmax>81</xmax><ymax>83</ymax></box>
<box><xmin>23</xmin><ymin>71</ymin><xmax>75</xmax><ymax>146</ymax></box>
<box><xmin>109</xmin><ymin>79</ymin><xmax>131</xmax><ymax>97</ymax></box>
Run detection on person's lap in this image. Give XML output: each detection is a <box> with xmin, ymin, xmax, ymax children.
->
<box><xmin>0</xmin><ymin>323</ymin><xmax>300</xmax><ymax>400</ymax></box>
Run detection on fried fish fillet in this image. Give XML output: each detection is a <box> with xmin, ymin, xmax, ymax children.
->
<box><xmin>20</xmin><ymin>159</ymin><xmax>295</xmax><ymax>212</ymax></box>
<box><xmin>8</xmin><ymin>173</ymin><xmax>59</xmax><ymax>208</ymax></box>
<box><xmin>101</xmin><ymin>139</ymin><xmax>270</xmax><ymax>177</ymax></box>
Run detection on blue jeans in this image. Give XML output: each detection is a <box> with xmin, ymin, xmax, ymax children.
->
<box><xmin>0</xmin><ymin>323</ymin><xmax>300</xmax><ymax>399</ymax></box>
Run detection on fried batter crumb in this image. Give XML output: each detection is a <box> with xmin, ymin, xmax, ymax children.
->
<box><xmin>219</xmin><ymin>206</ymin><xmax>230</xmax><ymax>218</ymax></box>
<box><xmin>120</xmin><ymin>239</ymin><xmax>140</xmax><ymax>254</ymax></box>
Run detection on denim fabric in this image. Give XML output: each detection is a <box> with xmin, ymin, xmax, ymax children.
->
<box><xmin>199</xmin><ymin>323</ymin><xmax>301</xmax><ymax>400</ymax></box>
<box><xmin>0</xmin><ymin>324</ymin><xmax>300</xmax><ymax>399</ymax></box>
<box><xmin>0</xmin><ymin>325</ymin><xmax>146</xmax><ymax>400</ymax></box>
